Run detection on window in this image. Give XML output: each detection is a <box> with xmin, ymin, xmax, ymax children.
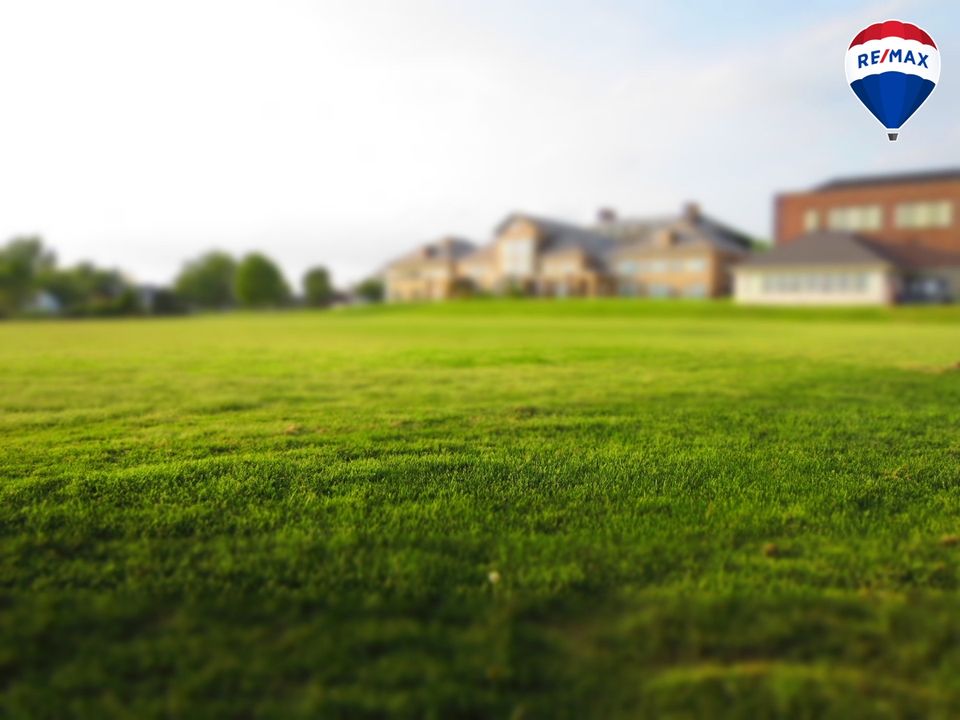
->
<box><xmin>760</xmin><ymin>272</ymin><xmax>871</xmax><ymax>294</ymax></box>
<box><xmin>895</xmin><ymin>201</ymin><xmax>953</xmax><ymax>229</ymax></box>
<box><xmin>650</xmin><ymin>260</ymin><xmax>667</xmax><ymax>273</ymax></box>
<box><xmin>685</xmin><ymin>258</ymin><xmax>707</xmax><ymax>272</ymax></box>
<box><xmin>827</xmin><ymin>205</ymin><xmax>883</xmax><ymax>231</ymax></box>
<box><xmin>684</xmin><ymin>284</ymin><xmax>707</xmax><ymax>298</ymax></box>
<box><xmin>804</xmin><ymin>209</ymin><xmax>820</xmax><ymax>232</ymax></box>
<box><xmin>617</xmin><ymin>261</ymin><xmax>638</xmax><ymax>275</ymax></box>
<box><xmin>649</xmin><ymin>284</ymin><xmax>671</xmax><ymax>298</ymax></box>
<box><xmin>502</xmin><ymin>238</ymin><xmax>535</xmax><ymax>277</ymax></box>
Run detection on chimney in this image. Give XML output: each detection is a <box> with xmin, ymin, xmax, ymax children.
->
<box><xmin>596</xmin><ymin>207</ymin><xmax>618</xmax><ymax>225</ymax></box>
<box><xmin>683</xmin><ymin>202</ymin><xmax>702</xmax><ymax>223</ymax></box>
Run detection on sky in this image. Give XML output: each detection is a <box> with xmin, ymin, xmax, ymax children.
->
<box><xmin>1</xmin><ymin>0</ymin><xmax>957</xmax><ymax>288</ymax></box>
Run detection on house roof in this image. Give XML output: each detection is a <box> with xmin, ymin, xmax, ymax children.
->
<box><xmin>876</xmin><ymin>243</ymin><xmax>960</xmax><ymax>269</ymax></box>
<box><xmin>815</xmin><ymin>168</ymin><xmax>960</xmax><ymax>192</ymax></box>
<box><xmin>486</xmin><ymin>213</ymin><xmax>618</xmax><ymax>264</ymax></box>
<box><xmin>459</xmin><ymin>207</ymin><xmax>754</xmax><ymax>270</ymax></box>
<box><xmin>601</xmin><ymin>214</ymin><xmax>753</xmax><ymax>256</ymax></box>
<box><xmin>740</xmin><ymin>231</ymin><xmax>903</xmax><ymax>268</ymax></box>
<box><xmin>386</xmin><ymin>237</ymin><xmax>477</xmax><ymax>269</ymax></box>
<box><xmin>744</xmin><ymin>231</ymin><xmax>960</xmax><ymax>270</ymax></box>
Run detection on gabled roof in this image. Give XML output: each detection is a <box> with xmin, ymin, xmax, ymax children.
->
<box><xmin>460</xmin><ymin>207</ymin><xmax>754</xmax><ymax>270</ymax></box>
<box><xmin>601</xmin><ymin>214</ymin><xmax>752</xmax><ymax>256</ymax></box>
<box><xmin>386</xmin><ymin>237</ymin><xmax>476</xmax><ymax>269</ymax></box>
<box><xmin>739</xmin><ymin>231</ymin><xmax>901</xmax><ymax>268</ymax></box>
<box><xmin>815</xmin><ymin>168</ymin><xmax>960</xmax><ymax>192</ymax></box>
<box><xmin>490</xmin><ymin>213</ymin><xmax>618</xmax><ymax>262</ymax></box>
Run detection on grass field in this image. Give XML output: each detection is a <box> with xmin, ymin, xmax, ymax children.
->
<box><xmin>3</xmin><ymin>300</ymin><xmax>960</xmax><ymax>718</ymax></box>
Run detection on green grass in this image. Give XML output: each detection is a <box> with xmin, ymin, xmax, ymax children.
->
<box><xmin>2</xmin><ymin>299</ymin><xmax>960</xmax><ymax>719</ymax></box>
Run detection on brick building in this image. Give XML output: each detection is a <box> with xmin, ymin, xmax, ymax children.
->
<box><xmin>736</xmin><ymin>169</ymin><xmax>960</xmax><ymax>305</ymax></box>
<box><xmin>776</xmin><ymin>169</ymin><xmax>960</xmax><ymax>257</ymax></box>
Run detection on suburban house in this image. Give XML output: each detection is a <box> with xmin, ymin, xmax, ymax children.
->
<box><xmin>384</xmin><ymin>237</ymin><xmax>477</xmax><ymax>302</ymax></box>
<box><xmin>458</xmin><ymin>214</ymin><xmax>618</xmax><ymax>297</ymax></box>
<box><xmin>737</xmin><ymin>169</ymin><xmax>960</xmax><ymax>305</ymax></box>
<box><xmin>600</xmin><ymin>204</ymin><xmax>752</xmax><ymax>298</ymax></box>
<box><xmin>384</xmin><ymin>204</ymin><xmax>753</xmax><ymax>301</ymax></box>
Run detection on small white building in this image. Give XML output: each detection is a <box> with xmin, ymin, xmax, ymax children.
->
<box><xmin>734</xmin><ymin>231</ymin><xmax>957</xmax><ymax>306</ymax></box>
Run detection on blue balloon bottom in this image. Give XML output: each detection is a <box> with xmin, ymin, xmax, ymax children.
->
<box><xmin>850</xmin><ymin>72</ymin><xmax>935</xmax><ymax>130</ymax></box>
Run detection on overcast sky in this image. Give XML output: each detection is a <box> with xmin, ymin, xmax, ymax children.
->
<box><xmin>1</xmin><ymin>0</ymin><xmax>956</xmax><ymax>287</ymax></box>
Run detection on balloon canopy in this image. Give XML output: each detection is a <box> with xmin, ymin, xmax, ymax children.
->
<box><xmin>844</xmin><ymin>20</ymin><xmax>940</xmax><ymax>141</ymax></box>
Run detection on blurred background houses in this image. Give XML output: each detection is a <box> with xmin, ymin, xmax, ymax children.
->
<box><xmin>736</xmin><ymin>169</ymin><xmax>960</xmax><ymax>305</ymax></box>
<box><xmin>7</xmin><ymin>167</ymin><xmax>960</xmax><ymax>316</ymax></box>
<box><xmin>384</xmin><ymin>203</ymin><xmax>752</xmax><ymax>301</ymax></box>
<box><xmin>384</xmin><ymin>169</ymin><xmax>960</xmax><ymax>307</ymax></box>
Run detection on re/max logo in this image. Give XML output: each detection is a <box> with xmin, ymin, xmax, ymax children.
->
<box><xmin>857</xmin><ymin>48</ymin><xmax>930</xmax><ymax>69</ymax></box>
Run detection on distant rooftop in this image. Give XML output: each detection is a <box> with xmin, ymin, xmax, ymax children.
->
<box><xmin>741</xmin><ymin>231</ymin><xmax>960</xmax><ymax>270</ymax></box>
<box><xmin>385</xmin><ymin>236</ymin><xmax>476</xmax><ymax>269</ymax></box>
<box><xmin>815</xmin><ymin>168</ymin><xmax>960</xmax><ymax>192</ymax></box>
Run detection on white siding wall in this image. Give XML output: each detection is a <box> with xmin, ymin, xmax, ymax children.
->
<box><xmin>733</xmin><ymin>267</ymin><xmax>894</xmax><ymax>306</ymax></box>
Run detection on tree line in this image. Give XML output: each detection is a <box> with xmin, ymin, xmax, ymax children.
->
<box><xmin>0</xmin><ymin>236</ymin><xmax>384</xmax><ymax>319</ymax></box>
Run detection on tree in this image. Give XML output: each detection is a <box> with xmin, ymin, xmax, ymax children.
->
<box><xmin>174</xmin><ymin>251</ymin><xmax>237</xmax><ymax>309</ymax></box>
<box><xmin>302</xmin><ymin>266</ymin><xmax>333</xmax><ymax>307</ymax></box>
<box><xmin>234</xmin><ymin>253</ymin><xmax>290</xmax><ymax>307</ymax></box>
<box><xmin>0</xmin><ymin>236</ymin><xmax>55</xmax><ymax>316</ymax></box>
<box><xmin>37</xmin><ymin>262</ymin><xmax>133</xmax><ymax>316</ymax></box>
<box><xmin>354</xmin><ymin>277</ymin><xmax>384</xmax><ymax>303</ymax></box>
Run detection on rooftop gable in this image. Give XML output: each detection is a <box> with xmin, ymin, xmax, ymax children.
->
<box><xmin>603</xmin><ymin>214</ymin><xmax>752</xmax><ymax>256</ymax></box>
<box><xmin>493</xmin><ymin>212</ymin><xmax>618</xmax><ymax>262</ymax></box>
<box><xmin>386</xmin><ymin>237</ymin><xmax>477</xmax><ymax>269</ymax></box>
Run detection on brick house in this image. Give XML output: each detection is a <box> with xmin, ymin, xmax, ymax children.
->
<box><xmin>776</xmin><ymin>169</ymin><xmax>960</xmax><ymax>256</ymax></box>
<box><xmin>737</xmin><ymin>169</ymin><xmax>960</xmax><ymax>305</ymax></box>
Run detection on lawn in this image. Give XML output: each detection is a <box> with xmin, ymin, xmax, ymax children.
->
<box><xmin>2</xmin><ymin>300</ymin><xmax>960</xmax><ymax>719</ymax></box>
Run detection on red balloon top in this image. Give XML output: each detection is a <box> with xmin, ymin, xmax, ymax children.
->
<box><xmin>849</xmin><ymin>20</ymin><xmax>937</xmax><ymax>49</ymax></box>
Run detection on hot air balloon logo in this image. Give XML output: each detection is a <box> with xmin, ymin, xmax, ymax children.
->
<box><xmin>845</xmin><ymin>20</ymin><xmax>940</xmax><ymax>141</ymax></box>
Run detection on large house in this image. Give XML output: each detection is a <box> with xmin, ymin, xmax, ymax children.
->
<box><xmin>599</xmin><ymin>204</ymin><xmax>752</xmax><ymax>298</ymax></box>
<box><xmin>384</xmin><ymin>237</ymin><xmax>477</xmax><ymax>302</ymax></box>
<box><xmin>385</xmin><ymin>204</ymin><xmax>753</xmax><ymax>301</ymax></box>
<box><xmin>457</xmin><ymin>214</ymin><xmax>618</xmax><ymax>297</ymax></box>
<box><xmin>737</xmin><ymin>169</ymin><xmax>960</xmax><ymax>305</ymax></box>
